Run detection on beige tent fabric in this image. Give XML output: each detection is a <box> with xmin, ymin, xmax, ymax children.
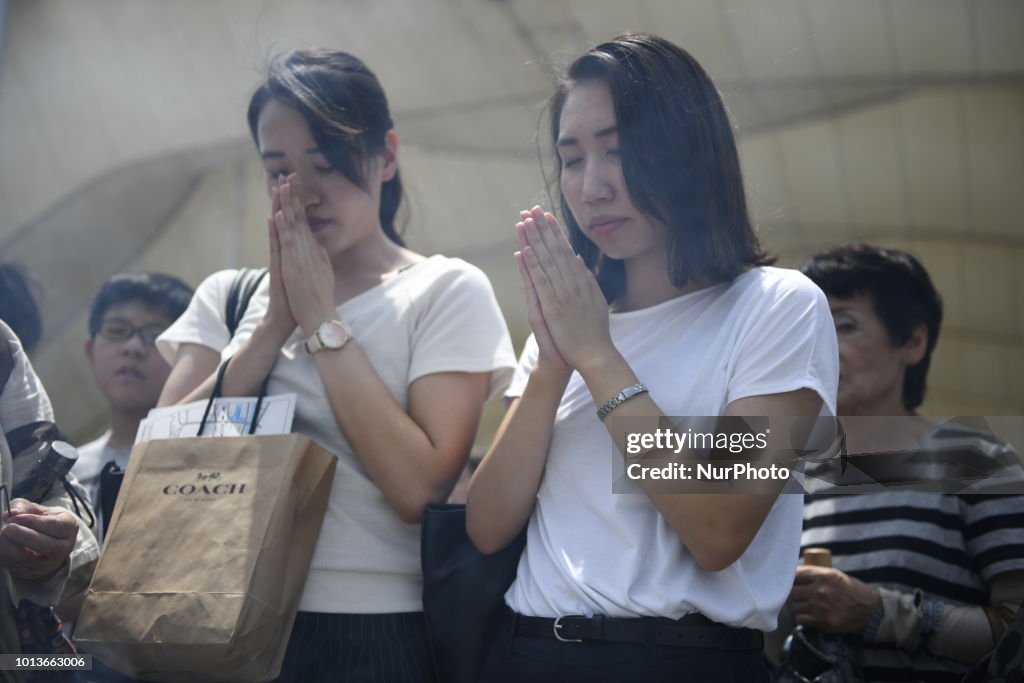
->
<box><xmin>1</xmin><ymin>0</ymin><xmax>1021</xmax><ymax>441</ymax></box>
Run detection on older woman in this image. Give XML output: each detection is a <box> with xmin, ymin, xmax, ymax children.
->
<box><xmin>793</xmin><ymin>244</ymin><xmax>1024</xmax><ymax>682</ymax></box>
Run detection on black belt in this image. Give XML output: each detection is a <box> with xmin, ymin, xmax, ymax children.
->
<box><xmin>510</xmin><ymin>611</ymin><xmax>764</xmax><ymax>649</ymax></box>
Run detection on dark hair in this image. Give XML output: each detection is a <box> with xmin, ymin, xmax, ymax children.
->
<box><xmin>88</xmin><ymin>272</ymin><xmax>193</xmax><ymax>338</ymax></box>
<box><xmin>800</xmin><ymin>244</ymin><xmax>943</xmax><ymax>411</ymax></box>
<box><xmin>0</xmin><ymin>263</ymin><xmax>42</xmax><ymax>353</ymax></box>
<box><xmin>548</xmin><ymin>33</ymin><xmax>772</xmax><ymax>302</ymax></box>
<box><xmin>247</xmin><ymin>49</ymin><xmax>405</xmax><ymax>246</ymax></box>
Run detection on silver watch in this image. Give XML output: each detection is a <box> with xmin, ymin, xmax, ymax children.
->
<box><xmin>304</xmin><ymin>319</ymin><xmax>352</xmax><ymax>355</ymax></box>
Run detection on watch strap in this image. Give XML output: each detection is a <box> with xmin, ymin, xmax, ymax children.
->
<box><xmin>303</xmin><ymin>319</ymin><xmax>351</xmax><ymax>355</ymax></box>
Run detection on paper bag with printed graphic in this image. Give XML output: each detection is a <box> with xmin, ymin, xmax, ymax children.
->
<box><xmin>75</xmin><ymin>434</ymin><xmax>336</xmax><ymax>682</ymax></box>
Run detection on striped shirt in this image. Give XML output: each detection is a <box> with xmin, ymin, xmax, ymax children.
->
<box><xmin>801</xmin><ymin>424</ymin><xmax>1024</xmax><ymax>682</ymax></box>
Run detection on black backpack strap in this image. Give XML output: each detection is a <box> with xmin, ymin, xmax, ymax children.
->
<box><xmin>0</xmin><ymin>334</ymin><xmax>13</xmax><ymax>391</ymax></box>
<box><xmin>224</xmin><ymin>267</ymin><xmax>269</xmax><ymax>337</ymax></box>
<box><xmin>205</xmin><ymin>268</ymin><xmax>273</xmax><ymax>438</ymax></box>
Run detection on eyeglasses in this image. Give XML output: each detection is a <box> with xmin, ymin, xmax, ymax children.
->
<box><xmin>97</xmin><ymin>319</ymin><xmax>168</xmax><ymax>347</ymax></box>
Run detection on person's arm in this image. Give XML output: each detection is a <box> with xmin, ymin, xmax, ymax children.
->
<box><xmin>7</xmin><ymin>482</ymin><xmax>99</xmax><ymax>612</ymax></box>
<box><xmin>272</xmin><ymin>174</ymin><xmax>497</xmax><ymax>523</ymax></box>
<box><xmin>46</xmin><ymin>474</ymin><xmax>99</xmax><ymax>616</ymax></box>
<box><xmin>158</xmin><ymin>188</ymin><xmax>298</xmax><ymax>407</ymax></box>
<box><xmin>1</xmin><ymin>500</ymin><xmax>77</xmax><ymax>597</ymax></box>
<box><xmin>789</xmin><ymin>564</ymin><xmax>882</xmax><ymax>634</ymax></box>
<box><xmin>571</xmin><ymin>333</ymin><xmax>819</xmax><ymax>569</ymax></box>
<box><xmin>157</xmin><ymin>343</ymin><xmax>220</xmax><ymax>406</ymax></box>
<box><xmin>466</xmin><ymin>218</ymin><xmax>571</xmax><ymax>553</ymax></box>
<box><xmin>466</xmin><ymin>370</ymin><xmax>567</xmax><ymax>553</ymax></box>
<box><xmin>790</xmin><ymin>566</ymin><xmax>1024</xmax><ymax>664</ymax></box>
<box><xmin>0</xmin><ymin>325</ymin><xmax>96</xmax><ymax>607</ymax></box>
<box><xmin>513</xmin><ymin>206</ymin><xmax>822</xmax><ymax>571</ymax></box>
<box><xmin>586</xmin><ymin>357</ymin><xmax>820</xmax><ymax>571</ymax></box>
<box><xmin>929</xmin><ymin>570</ymin><xmax>1024</xmax><ymax>663</ymax></box>
<box><xmin>313</xmin><ymin>346</ymin><xmax>491</xmax><ymax>523</ymax></box>
<box><xmin>160</xmin><ymin>318</ymin><xmax>290</xmax><ymax>405</ymax></box>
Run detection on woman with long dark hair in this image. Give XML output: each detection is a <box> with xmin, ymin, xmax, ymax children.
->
<box><xmin>157</xmin><ymin>50</ymin><xmax>516</xmax><ymax>682</ymax></box>
<box><xmin>466</xmin><ymin>33</ymin><xmax>839</xmax><ymax>682</ymax></box>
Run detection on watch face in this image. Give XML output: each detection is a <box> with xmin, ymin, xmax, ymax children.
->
<box><xmin>318</xmin><ymin>321</ymin><xmax>347</xmax><ymax>348</ymax></box>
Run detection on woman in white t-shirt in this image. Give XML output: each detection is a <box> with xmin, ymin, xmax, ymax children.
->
<box><xmin>466</xmin><ymin>33</ymin><xmax>838</xmax><ymax>682</ymax></box>
<box><xmin>156</xmin><ymin>50</ymin><xmax>515</xmax><ymax>683</ymax></box>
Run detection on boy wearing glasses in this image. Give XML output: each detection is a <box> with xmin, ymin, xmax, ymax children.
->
<box><xmin>75</xmin><ymin>273</ymin><xmax>192</xmax><ymax>537</ymax></box>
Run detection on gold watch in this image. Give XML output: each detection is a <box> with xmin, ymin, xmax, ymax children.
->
<box><xmin>303</xmin><ymin>319</ymin><xmax>353</xmax><ymax>355</ymax></box>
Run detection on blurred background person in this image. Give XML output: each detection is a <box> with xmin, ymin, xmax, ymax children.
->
<box><xmin>0</xmin><ymin>264</ymin><xmax>43</xmax><ymax>357</ymax></box>
<box><xmin>73</xmin><ymin>272</ymin><xmax>192</xmax><ymax>539</ymax></box>
<box><xmin>0</xmin><ymin>318</ymin><xmax>99</xmax><ymax>680</ymax></box>
<box><xmin>790</xmin><ymin>244</ymin><xmax>1024</xmax><ymax>681</ymax></box>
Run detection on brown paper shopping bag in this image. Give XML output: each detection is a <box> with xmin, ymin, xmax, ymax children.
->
<box><xmin>75</xmin><ymin>433</ymin><xmax>336</xmax><ymax>682</ymax></box>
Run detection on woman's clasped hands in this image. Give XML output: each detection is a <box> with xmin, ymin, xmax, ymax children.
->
<box><xmin>514</xmin><ymin>206</ymin><xmax>614</xmax><ymax>377</ymax></box>
<box><xmin>266</xmin><ymin>173</ymin><xmax>337</xmax><ymax>340</ymax></box>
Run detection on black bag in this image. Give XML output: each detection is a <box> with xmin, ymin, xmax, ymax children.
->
<box><xmin>962</xmin><ymin>600</ymin><xmax>1024</xmax><ymax>682</ymax></box>
<box><xmin>98</xmin><ymin>460</ymin><xmax>124</xmax><ymax>533</ymax></box>
<box><xmin>772</xmin><ymin>625</ymin><xmax>865</xmax><ymax>683</ymax></box>
<box><xmin>421</xmin><ymin>503</ymin><xmax>526</xmax><ymax>683</ymax></box>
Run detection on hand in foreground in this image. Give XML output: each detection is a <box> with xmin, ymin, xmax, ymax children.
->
<box><xmin>515</xmin><ymin>208</ymin><xmax>569</xmax><ymax>375</ymax></box>
<box><xmin>516</xmin><ymin>206</ymin><xmax>613</xmax><ymax>375</ymax></box>
<box><xmin>263</xmin><ymin>176</ymin><xmax>299</xmax><ymax>342</ymax></box>
<box><xmin>0</xmin><ymin>499</ymin><xmax>78</xmax><ymax>582</ymax></box>
<box><xmin>272</xmin><ymin>173</ymin><xmax>337</xmax><ymax>336</ymax></box>
<box><xmin>789</xmin><ymin>564</ymin><xmax>881</xmax><ymax>634</ymax></box>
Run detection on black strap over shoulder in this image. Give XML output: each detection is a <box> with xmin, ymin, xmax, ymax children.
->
<box><xmin>98</xmin><ymin>460</ymin><xmax>124</xmax><ymax>533</ymax></box>
<box><xmin>198</xmin><ymin>267</ymin><xmax>272</xmax><ymax>438</ymax></box>
<box><xmin>0</xmin><ymin>334</ymin><xmax>13</xmax><ymax>390</ymax></box>
<box><xmin>224</xmin><ymin>267</ymin><xmax>269</xmax><ymax>337</ymax></box>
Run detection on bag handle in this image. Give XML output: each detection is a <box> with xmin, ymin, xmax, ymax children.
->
<box><xmin>197</xmin><ymin>358</ymin><xmax>270</xmax><ymax>437</ymax></box>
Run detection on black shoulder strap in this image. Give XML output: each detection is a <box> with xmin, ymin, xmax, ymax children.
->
<box><xmin>224</xmin><ymin>268</ymin><xmax>269</xmax><ymax>337</ymax></box>
<box><xmin>0</xmin><ymin>333</ymin><xmax>13</xmax><ymax>390</ymax></box>
<box><xmin>99</xmin><ymin>460</ymin><xmax>125</xmax><ymax>533</ymax></box>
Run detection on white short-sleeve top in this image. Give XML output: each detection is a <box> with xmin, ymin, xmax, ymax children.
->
<box><xmin>504</xmin><ymin>267</ymin><xmax>839</xmax><ymax>630</ymax></box>
<box><xmin>158</xmin><ymin>255</ymin><xmax>517</xmax><ymax>613</ymax></box>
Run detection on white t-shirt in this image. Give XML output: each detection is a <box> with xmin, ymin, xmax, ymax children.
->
<box><xmin>157</xmin><ymin>255</ymin><xmax>517</xmax><ymax>613</ymax></box>
<box><xmin>504</xmin><ymin>267</ymin><xmax>839</xmax><ymax>630</ymax></box>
